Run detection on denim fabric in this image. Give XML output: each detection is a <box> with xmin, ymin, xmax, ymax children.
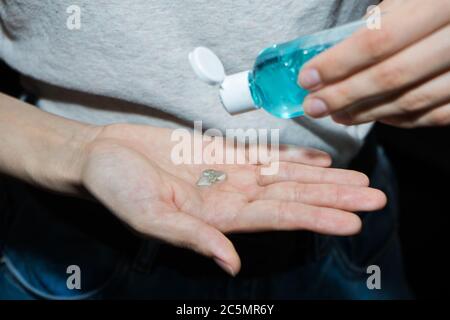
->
<box><xmin>0</xmin><ymin>146</ymin><xmax>412</xmax><ymax>300</ymax></box>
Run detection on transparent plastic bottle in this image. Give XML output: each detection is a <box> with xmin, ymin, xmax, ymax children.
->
<box><xmin>189</xmin><ymin>19</ymin><xmax>367</xmax><ymax>118</ymax></box>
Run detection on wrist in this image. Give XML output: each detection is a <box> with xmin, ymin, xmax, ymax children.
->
<box><xmin>28</xmin><ymin>121</ymin><xmax>104</xmax><ymax>196</ymax></box>
<box><xmin>0</xmin><ymin>93</ymin><xmax>104</xmax><ymax>196</ymax></box>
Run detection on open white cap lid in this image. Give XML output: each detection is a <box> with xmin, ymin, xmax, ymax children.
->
<box><xmin>188</xmin><ymin>46</ymin><xmax>226</xmax><ymax>85</ymax></box>
<box><xmin>189</xmin><ymin>46</ymin><xmax>257</xmax><ymax>115</ymax></box>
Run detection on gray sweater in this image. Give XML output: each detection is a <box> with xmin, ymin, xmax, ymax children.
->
<box><xmin>0</xmin><ymin>0</ymin><xmax>379</xmax><ymax>166</ymax></box>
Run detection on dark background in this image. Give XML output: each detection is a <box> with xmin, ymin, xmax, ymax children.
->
<box><xmin>376</xmin><ymin>125</ymin><xmax>450</xmax><ymax>299</ymax></box>
<box><xmin>1</xmin><ymin>60</ymin><xmax>449</xmax><ymax>299</ymax></box>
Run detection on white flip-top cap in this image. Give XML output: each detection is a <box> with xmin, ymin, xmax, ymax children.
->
<box><xmin>189</xmin><ymin>47</ymin><xmax>225</xmax><ymax>85</ymax></box>
<box><xmin>189</xmin><ymin>46</ymin><xmax>257</xmax><ymax>115</ymax></box>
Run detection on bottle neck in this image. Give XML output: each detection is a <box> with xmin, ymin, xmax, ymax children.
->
<box><xmin>219</xmin><ymin>70</ymin><xmax>257</xmax><ymax>115</ymax></box>
<box><xmin>247</xmin><ymin>71</ymin><xmax>262</xmax><ymax>110</ymax></box>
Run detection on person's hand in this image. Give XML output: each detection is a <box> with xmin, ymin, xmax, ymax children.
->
<box><xmin>80</xmin><ymin>124</ymin><xmax>386</xmax><ymax>275</ymax></box>
<box><xmin>298</xmin><ymin>0</ymin><xmax>450</xmax><ymax>128</ymax></box>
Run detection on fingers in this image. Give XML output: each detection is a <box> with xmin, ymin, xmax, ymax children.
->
<box><xmin>231</xmin><ymin>200</ymin><xmax>362</xmax><ymax>235</ymax></box>
<box><xmin>299</xmin><ymin>0</ymin><xmax>450</xmax><ymax>88</ymax></box>
<box><xmin>245</xmin><ymin>143</ymin><xmax>332</xmax><ymax>168</ymax></box>
<box><xmin>218</xmin><ymin>142</ymin><xmax>331</xmax><ymax>181</ymax></box>
<box><xmin>411</xmin><ymin>103</ymin><xmax>450</xmax><ymax>127</ymax></box>
<box><xmin>278</xmin><ymin>146</ymin><xmax>332</xmax><ymax>167</ymax></box>
<box><xmin>255</xmin><ymin>182</ymin><xmax>387</xmax><ymax>212</ymax></box>
<box><xmin>381</xmin><ymin>102</ymin><xmax>450</xmax><ymax>128</ymax></box>
<box><xmin>303</xmin><ymin>24</ymin><xmax>450</xmax><ymax>118</ymax></box>
<box><xmin>257</xmin><ymin>162</ymin><xmax>369</xmax><ymax>187</ymax></box>
<box><xmin>133</xmin><ymin>210</ymin><xmax>241</xmax><ymax>276</ymax></box>
<box><xmin>334</xmin><ymin>70</ymin><xmax>450</xmax><ymax>125</ymax></box>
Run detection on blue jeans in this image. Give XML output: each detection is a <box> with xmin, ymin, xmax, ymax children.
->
<box><xmin>0</xmin><ymin>146</ymin><xmax>412</xmax><ymax>299</ymax></box>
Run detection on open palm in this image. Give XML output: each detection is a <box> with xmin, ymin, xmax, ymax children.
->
<box><xmin>81</xmin><ymin>124</ymin><xmax>385</xmax><ymax>275</ymax></box>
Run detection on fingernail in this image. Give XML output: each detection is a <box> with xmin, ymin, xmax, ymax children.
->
<box><xmin>299</xmin><ymin>68</ymin><xmax>321</xmax><ymax>88</ymax></box>
<box><xmin>214</xmin><ymin>257</ymin><xmax>235</xmax><ymax>276</ymax></box>
<box><xmin>304</xmin><ymin>98</ymin><xmax>328</xmax><ymax>117</ymax></box>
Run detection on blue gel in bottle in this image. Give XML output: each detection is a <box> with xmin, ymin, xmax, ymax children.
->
<box><xmin>248</xmin><ymin>42</ymin><xmax>333</xmax><ymax>118</ymax></box>
<box><xmin>214</xmin><ymin>19</ymin><xmax>368</xmax><ymax>118</ymax></box>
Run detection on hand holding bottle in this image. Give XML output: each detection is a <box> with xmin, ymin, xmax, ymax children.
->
<box><xmin>299</xmin><ymin>0</ymin><xmax>450</xmax><ymax>128</ymax></box>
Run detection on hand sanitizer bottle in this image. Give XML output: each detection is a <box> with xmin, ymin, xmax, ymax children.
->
<box><xmin>189</xmin><ymin>19</ymin><xmax>367</xmax><ymax>119</ymax></box>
